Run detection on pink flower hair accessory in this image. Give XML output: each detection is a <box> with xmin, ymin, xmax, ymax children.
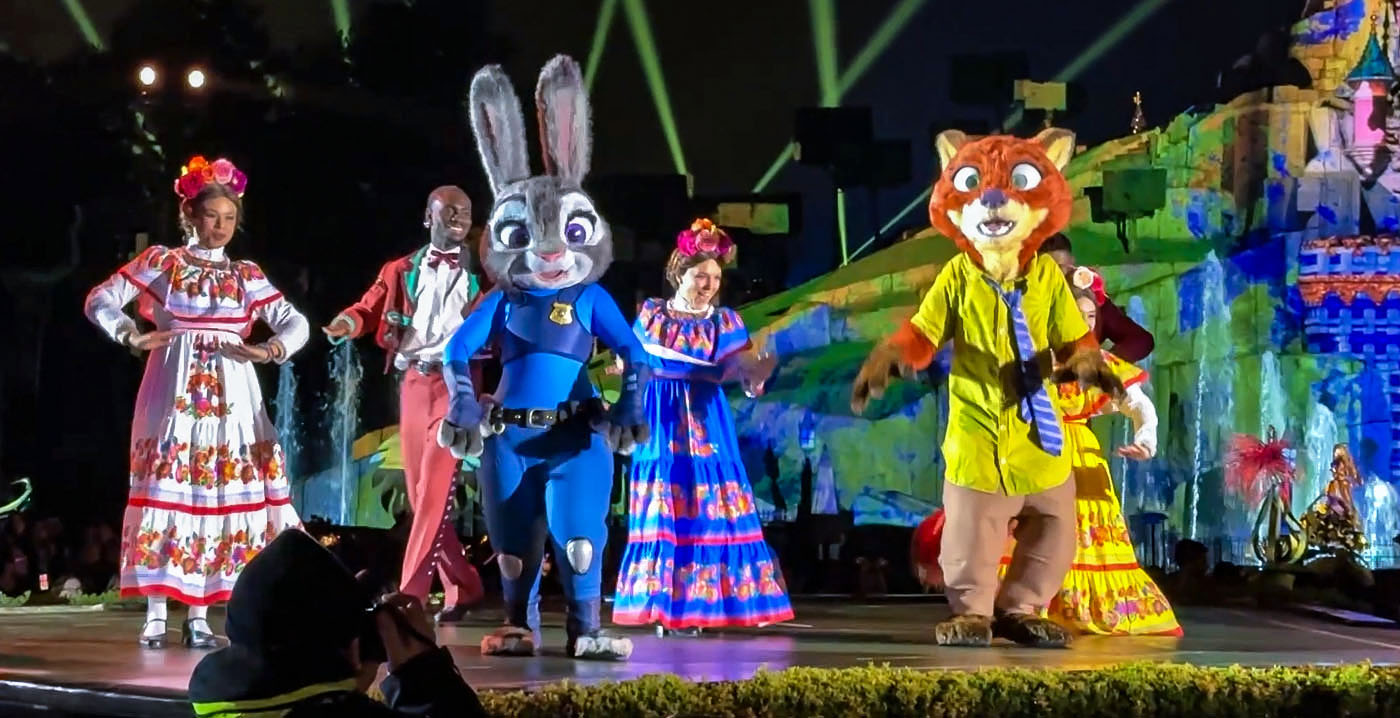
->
<box><xmin>173</xmin><ymin>155</ymin><xmax>248</xmax><ymax>201</ymax></box>
<box><xmin>1071</xmin><ymin>265</ymin><xmax>1107</xmax><ymax>306</ymax></box>
<box><xmin>676</xmin><ymin>218</ymin><xmax>735</xmax><ymax>262</ymax></box>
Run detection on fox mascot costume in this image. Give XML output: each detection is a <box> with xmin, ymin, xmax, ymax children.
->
<box><xmin>851</xmin><ymin>128</ymin><xmax>1123</xmax><ymax>648</ymax></box>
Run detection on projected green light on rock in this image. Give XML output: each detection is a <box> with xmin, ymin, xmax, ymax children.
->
<box><xmin>622</xmin><ymin>0</ymin><xmax>688</xmax><ymax>178</ymax></box>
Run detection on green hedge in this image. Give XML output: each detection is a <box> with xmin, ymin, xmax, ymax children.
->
<box><xmin>479</xmin><ymin>663</ymin><xmax>1400</xmax><ymax>717</ymax></box>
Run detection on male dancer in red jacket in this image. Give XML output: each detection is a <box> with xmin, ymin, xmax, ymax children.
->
<box><xmin>323</xmin><ymin>186</ymin><xmax>485</xmax><ymax>621</ymax></box>
<box><xmin>1040</xmin><ymin>233</ymin><xmax>1154</xmax><ymax>362</ymax></box>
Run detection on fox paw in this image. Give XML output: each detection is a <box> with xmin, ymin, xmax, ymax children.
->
<box><xmin>993</xmin><ymin>613</ymin><xmax>1072</xmax><ymax>648</ymax></box>
<box><xmin>933</xmin><ymin>614</ymin><xmax>993</xmax><ymax>647</ymax></box>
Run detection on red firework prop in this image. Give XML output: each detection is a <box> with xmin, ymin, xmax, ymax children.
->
<box><xmin>1225</xmin><ymin>427</ymin><xmax>1294</xmax><ymax>506</ymax></box>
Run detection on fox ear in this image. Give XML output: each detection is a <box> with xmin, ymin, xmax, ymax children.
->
<box><xmin>1034</xmin><ymin>127</ymin><xmax>1076</xmax><ymax>171</ymax></box>
<box><xmin>934</xmin><ymin>130</ymin><xmax>967</xmax><ymax>173</ymax></box>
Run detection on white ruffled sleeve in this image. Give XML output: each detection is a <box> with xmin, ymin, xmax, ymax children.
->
<box><xmin>240</xmin><ymin>260</ymin><xmax>309</xmax><ymax>364</ymax></box>
<box><xmin>84</xmin><ymin>247</ymin><xmax>169</xmax><ymax>344</ymax></box>
<box><xmin>1111</xmin><ymin>384</ymin><xmax>1158</xmax><ymax>457</ymax></box>
<box><xmin>256</xmin><ymin>295</ymin><xmax>309</xmax><ymax>363</ymax></box>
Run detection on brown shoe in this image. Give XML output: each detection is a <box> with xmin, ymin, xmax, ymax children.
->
<box><xmin>993</xmin><ymin>613</ymin><xmax>1072</xmax><ymax>648</ymax></box>
<box><xmin>933</xmin><ymin>614</ymin><xmax>993</xmax><ymax>647</ymax></box>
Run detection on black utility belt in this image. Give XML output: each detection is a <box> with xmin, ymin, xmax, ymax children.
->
<box><xmin>489</xmin><ymin>399</ymin><xmax>605</xmax><ymax>430</ymax></box>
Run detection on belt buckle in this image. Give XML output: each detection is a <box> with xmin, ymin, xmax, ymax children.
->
<box><xmin>524</xmin><ymin>409</ymin><xmax>550</xmax><ymax>429</ymax></box>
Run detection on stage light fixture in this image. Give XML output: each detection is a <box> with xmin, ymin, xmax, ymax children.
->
<box><xmin>138</xmin><ymin>65</ymin><xmax>158</xmax><ymax>87</ymax></box>
<box><xmin>187</xmin><ymin>68</ymin><xmax>206</xmax><ymax>90</ymax></box>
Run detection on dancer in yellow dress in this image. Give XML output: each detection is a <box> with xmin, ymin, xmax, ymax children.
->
<box><xmin>997</xmin><ymin>266</ymin><xmax>1182</xmax><ymax>636</ymax></box>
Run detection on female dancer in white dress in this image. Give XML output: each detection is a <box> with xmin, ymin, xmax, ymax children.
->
<box><xmin>85</xmin><ymin>156</ymin><xmax>307</xmax><ymax>648</ymax></box>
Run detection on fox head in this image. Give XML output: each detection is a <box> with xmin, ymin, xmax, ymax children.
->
<box><xmin>928</xmin><ymin>128</ymin><xmax>1075</xmax><ymax>281</ymax></box>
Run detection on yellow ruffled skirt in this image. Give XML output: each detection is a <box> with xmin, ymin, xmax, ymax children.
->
<box><xmin>999</xmin><ymin>422</ymin><xmax>1182</xmax><ymax>636</ymax></box>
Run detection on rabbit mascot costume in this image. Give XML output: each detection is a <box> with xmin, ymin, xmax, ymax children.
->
<box><xmin>438</xmin><ymin>55</ymin><xmax>651</xmax><ymax>661</ymax></box>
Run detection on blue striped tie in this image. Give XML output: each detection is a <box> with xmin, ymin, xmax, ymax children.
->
<box><xmin>985</xmin><ymin>278</ymin><xmax>1063</xmax><ymax>457</ymax></box>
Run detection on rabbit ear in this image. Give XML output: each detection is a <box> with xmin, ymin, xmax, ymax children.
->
<box><xmin>534</xmin><ymin>55</ymin><xmax>591</xmax><ymax>184</ymax></box>
<box><xmin>468</xmin><ymin>65</ymin><xmax>530</xmax><ymax>195</ymax></box>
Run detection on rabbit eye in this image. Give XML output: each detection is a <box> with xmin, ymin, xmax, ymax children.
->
<box><xmin>497</xmin><ymin>221</ymin><xmax>530</xmax><ymax>250</ymax></box>
<box><xmin>565</xmin><ymin>215</ymin><xmax>595</xmax><ymax>245</ymax></box>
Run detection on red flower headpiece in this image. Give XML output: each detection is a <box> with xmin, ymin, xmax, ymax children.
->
<box><xmin>676</xmin><ymin>218</ymin><xmax>735</xmax><ymax>263</ymax></box>
<box><xmin>174</xmin><ymin>155</ymin><xmax>248</xmax><ymax>201</ymax></box>
<box><xmin>1070</xmin><ymin>265</ymin><xmax>1107</xmax><ymax>306</ymax></box>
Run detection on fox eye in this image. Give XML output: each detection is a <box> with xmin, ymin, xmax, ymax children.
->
<box><xmin>952</xmin><ymin>166</ymin><xmax>980</xmax><ymax>192</ymax></box>
<box><xmin>1011</xmin><ymin>163</ymin><xmax>1042</xmax><ymax>190</ymax></box>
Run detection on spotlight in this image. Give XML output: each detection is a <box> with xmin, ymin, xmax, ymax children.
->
<box><xmin>137</xmin><ymin>65</ymin><xmax>158</xmax><ymax>87</ymax></box>
<box><xmin>186</xmin><ymin>68</ymin><xmax>206</xmax><ymax>90</ymax></box>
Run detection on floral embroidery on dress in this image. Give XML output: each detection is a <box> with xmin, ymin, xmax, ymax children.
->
<box><xmin>668</xmin><ymin>412</ymin><xmax>717</xmax><ymax>458</ymax></box>
<box><xmin>126</xmin><ymin>521</ymin><xmax>277</xmax><ymax>578</ymax></box>
<box><xmin>130</xmin><ymin>438</ymin><xmax>286</xmax><ymax>487</ymax></box>
<box><xmin>142</xmin><ymin>246</ymin><xmax>267</xmax><ymax>303</ymax></box>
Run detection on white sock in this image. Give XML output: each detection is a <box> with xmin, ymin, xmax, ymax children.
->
<box><xmin>144</xmin><ymin>597</ymin><xmax>168</xmax><ymax>637</ymax></box>
<box><xmin>187</xmin><ymin>604</ymin><xmax>209</xmax><ymax>626</ymax></box>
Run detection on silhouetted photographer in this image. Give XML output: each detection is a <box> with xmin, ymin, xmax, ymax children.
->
<box><xmin>187</xmin><ymin>529</ymin><xmax>485</xmax><ymax>717</ymax></box>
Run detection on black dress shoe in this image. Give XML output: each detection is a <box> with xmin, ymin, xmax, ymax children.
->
<box><xmin>435</xmin><ymin>604</ymin><xmax>472</xmax><ymax>624</ymax></box>
<box><xmin>139</xmin><ymin>619</ymin><xmax>168</xmax><ymax>649</ymax></box>
<box><xmin>182</xmin><ymin>618</ymin><xmax>219</xmax><ymax>649</ymax></box>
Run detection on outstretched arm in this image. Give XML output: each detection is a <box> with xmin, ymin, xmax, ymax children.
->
<box><xmin>589</xmin><ymin>286</ymin><xmax>652</xmax><ymax>431</ymax></box>
<box><xmin>851</xmin><ymin>266</ymin><xmax>953</xmax><ymax>413</ymax></box>
<box><xmin>1113</xmin><ymin>383</ymin><xmax>1158</xmax><ymax>459</ymax></box>
<box><xmin>328</xmin><ymin>266</ymin><xmax>392</xmax><ymax>340</ymax></box>
<box><xmin>443</xmin><ymin>290</ymin><xmax>503</xmax><ymax>427</ymax></box>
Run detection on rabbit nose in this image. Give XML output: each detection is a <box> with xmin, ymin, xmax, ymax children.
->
<box><xmin>536</xmin><ymin>249</ymin><xmax>565</xmax><ymax>262</ymax></box>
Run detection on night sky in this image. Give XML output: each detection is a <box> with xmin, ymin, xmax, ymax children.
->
<box><xmin>4</xmin><ymin>0</ymin><xmax>1297</xmax><ymax>198</ymax></box>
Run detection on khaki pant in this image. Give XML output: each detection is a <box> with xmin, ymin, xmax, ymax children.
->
<box><xmin>939</xmin><ymin>475</ymin><xmax>1076</xmax><ymax>617</ymax></box>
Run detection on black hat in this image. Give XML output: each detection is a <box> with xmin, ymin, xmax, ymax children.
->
<box><xmin>224</xmin><ymin>528</ymin><xmax>369</xmax><ymax>650</ymax></box>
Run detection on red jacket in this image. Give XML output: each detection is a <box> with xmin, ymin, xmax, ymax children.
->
<box><xmin>1096</xmin><ymin>296</ymin><xmax>1154</xmax><ymax>363</ymax></box>
<box><xmin>336</xmin><ymin>246</ymin><xmax>484</xmax><ymax>374</ymax></box>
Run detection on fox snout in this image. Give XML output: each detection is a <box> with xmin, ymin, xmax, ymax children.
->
<box><xmin>980</xmin><ymin>188</ymin><xmax>1008</xmax><ymax>210</ymax></box>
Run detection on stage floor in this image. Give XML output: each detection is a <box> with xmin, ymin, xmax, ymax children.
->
<box><xmin>2</xmin><ymin>599</ymin><xmax>1400</xmax><ymax>716</ymax></box>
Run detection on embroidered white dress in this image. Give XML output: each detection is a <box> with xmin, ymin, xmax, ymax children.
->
<box><xmin>85</xmin><ymin>244</ymin><xmax>308</xmax><ymax>605</ymax></box>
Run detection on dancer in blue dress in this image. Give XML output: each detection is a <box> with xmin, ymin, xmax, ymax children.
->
<box><xmin>612</xmin><ymin>219</ymin><xmax>794</xmax><ymax>632</ymax></box>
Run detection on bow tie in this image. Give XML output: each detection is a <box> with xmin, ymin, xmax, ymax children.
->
<box><xmin>427</xmin><ymin>249</ymin><xmax>460</xmax><ymax>269</ymax></box>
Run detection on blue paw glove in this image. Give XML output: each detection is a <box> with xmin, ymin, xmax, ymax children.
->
<box><xmin>601</xmin><ymin>363</ymin><xmax>651</xmax><ymax>455</ymax></box>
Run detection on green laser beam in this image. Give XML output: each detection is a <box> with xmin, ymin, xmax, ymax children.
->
<box><xmin>809</xmin><ymin>0</ymin><xmax>839</xmax><ymax>107</ymax></box>
<box><xmin>622</xmin><ymin>0</ymin><xmax>688</xmax><ymax>177</ymax></box>
<box><xmin>60</xmin><ymin>0</ymin><xmax>104</xmax><ymax>51</ymax></box>
<box><xmin>849</xmin><ymin>0</ymin><xmax>1168</xmax><ymax>262</ymax></box>
<box><xmin>752</xmin><ymin>143</ymin><xmax>796</xmax><ymax>194</ymax></box>
<box><xmin>836</xmin><ymin>188</ymin><xmax>850</xmax><ymax>265</ymax></box>
<box><xmin>836</xmin><ymin>0</ymin><xmax>927</xmax><ymax>96</ymax></box>
<box><xmin>753</xmin><ymin>0</ymin><xmax>928</xmax><ymax>193</ymax></box>
<box><xmin>1000</xmin><ymin>0</ymin><xmax>1170</xmax><ymax>131</ymax></box>
<box><xmin>330</xmin><ymin>0</ymin><xmax>352</xmax><ymax>45</ymax></box>
<box><xmin>585</xmin><ymin>0</ymin><xmax>621</xmax><ymax>91</ymax></box>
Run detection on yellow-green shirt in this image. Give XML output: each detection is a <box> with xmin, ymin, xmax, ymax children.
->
<box><xmin>910</xmin><ymin>252</ymin><xmax>1090</xmax><ymax>496</ymax></box>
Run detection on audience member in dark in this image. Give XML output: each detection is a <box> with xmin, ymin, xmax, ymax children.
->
<box><xmin>1040</xmin><ymin>234</ymin><xmax>1155</xmax><ymax>362</ymax></box>
<box><xmin>188</xmin><ymin>529</ymin><xmax>485</xmax><ymax>718</ymax></box>
<box><xmin>1160</xmin><ymin>539</ymin><xmax>1213</xmax><ymax>604</ymax></box>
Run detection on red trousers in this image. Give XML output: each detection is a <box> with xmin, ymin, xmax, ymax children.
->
<box><xmin>397</xmin><ymin>368</ymin><xmax>484</xmax><ymax>607</ymax></box>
